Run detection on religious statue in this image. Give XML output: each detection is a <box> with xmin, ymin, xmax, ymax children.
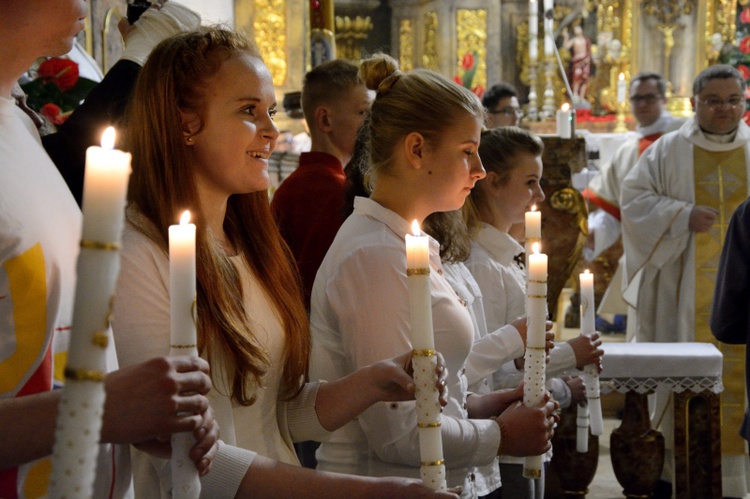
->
<box><xmin>561</xmin><ymin>20</ymin><xmax>592</xmax><ymax>105</ymax></box>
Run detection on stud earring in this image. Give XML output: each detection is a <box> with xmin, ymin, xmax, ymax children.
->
<box><xmin>185</xmin><ymin>136</ymin><xmax>194</xmax><ymax>145</ymax></box>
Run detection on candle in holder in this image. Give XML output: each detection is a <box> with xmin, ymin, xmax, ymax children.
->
<box><xmin>617</xmin><ymin>73</ymin><xmax>627</xmax><ymax>105</ymax></box>
<box><xmin>50</xmin><ymin>126</ymin><xmax>132</xmax><ymax>498</ymax></box>
<box><xmin>405</xmin><ymin>220</ymin><xmax>446</xmax><ymax>491</ymax></box>
<box><xmin>168</xmin><ymin>210</ymin><xmax>201</xmax><ymax>499</ymax></box>
<box><xmin>579</xmin><ymin>269</ymin><xmax>603</xmax><ymax>437</ymax></box>
<box><xmin>529</xmin><ymin>0</ymin><xmax>538</xmax><ymax>64</ymax></box>
<box><xmin>523</xmin><ymin>242</ymin><xmax>547</xmax><ymax>478</ymax></box>
<box><xmin>556</xmin><ymin>102</ymin><xmax>572</xmax><ymax>139</ymax></box>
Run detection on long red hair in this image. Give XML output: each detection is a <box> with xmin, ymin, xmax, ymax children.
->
<box><xmin>124</xmin><ymin>27</ymin><xmax>309</xmax><ymax>404</ymax></box>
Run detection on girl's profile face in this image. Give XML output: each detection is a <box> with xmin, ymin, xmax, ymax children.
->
<box><xmin>422</xmin><ymin>112</ymin><xmax>486</xmax><ymax>213</ymax></box>
<box><xmin>492</xmin><ymin>152</ymin><xmax>544</xmax><ymax>231</ymax></box>
<box><xmin>187</xmin><ymin>51</ymin><xmax>279</xmax><ymax>204</ymax></box>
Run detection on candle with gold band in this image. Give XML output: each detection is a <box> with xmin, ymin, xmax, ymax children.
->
<box><xmin>169</xmin><ymin>210</ymin><xmax>200</xmax><ymax>499</ymax></box>
<box><xmin>579</xmin><ymin>269</ymin><xmax>603</xmax><ymax>436</ymax></box>
<box><xmin>406</xmin><ymin>220</ymin><xmax>446</xmax><ymax>491</ymax></box>
<box><xmin>50</xmin><ymin>127</ymin><xmax>131</xmax><ymax>498</ymax></box>
<box><xmin>524</xmin><ymin>204</ymin><xmax>541</xmax><ymax>272</ymax></box>
<box><xmin>523</xmin><ymin>242</ymin><xmax>547</xmax><ymax>478</ymax></box>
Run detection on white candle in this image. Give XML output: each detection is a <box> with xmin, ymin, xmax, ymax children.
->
<box><xmin>406</xmin><ymin>221</ymin><xmax>432</xmax><ymax>349</ymax></box>
<box><xmin>529</xmin><ymin>0</ymin><xmax>538</xmax><ymax>64</ymax></box>
<box><xmin>169</xmin><ymin>210</ymin><xmax>201</xmax><ymax>499</ymax></box>
<box><xmin>524</xmin><ymin>205</ymin><xmax>541</xmax><ymax>276</ymax></box>
<box><xmin>523</xmin><ymin>242</ymin><xmax>547</xmax><ymax>478</ymax></box>
<box><xmin>579</xmin><ymin>269</ymin><xmax>603</xmax><ymax>436</ymax></box>
<box><xmin>617</xmin><ymin>72</ymin><xmax>627</xmax><ymax>104</ymax></box>
<box><xmin>556</xmin><ymin>103</ymin><xmax>572</xmax><ymax>139</ymax></box>
<box><xmin>525</xmin><ymin>205</ymin><xmax>542</xmax><ymax>240</ymax></box>
<box><xmin>50</xmin><ymin>126</ymin><xmax>131</xmax><ymax>498</ymax></box>
<box><xmin>406</xmin><ymin>220</ymin><xmax>446</xmax><ymax>491</ymax></box>
<box><xmin>543</xmin><ymin>0</ymin><xmax>554</xmax><ymax>58</ymax></box>
<box><xmin>170</xmin><ymin>210</ymin><xmax>198</xmax><ymax>355</ymax></box>
<box><xmin>579</xmin><ymin>269</ymin><xmax>595</xmax><ymax>333</ymax></box>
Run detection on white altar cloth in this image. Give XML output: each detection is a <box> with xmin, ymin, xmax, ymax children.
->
<box><xmin>599</xmin><ymin>342</ymin><xmax>724</xmax><ymax>395</ymax></box>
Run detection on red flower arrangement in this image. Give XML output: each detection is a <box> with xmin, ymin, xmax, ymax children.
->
<box><xmin>20</xmin><ymin>56</ymin><xmax>97</xmax><ymax>125</ymax></box>
<box><xmin>454</xmin><ymin>51</ymin><xmax>484</xmax><ymax>99</ymax></box>
<box><xmin>741</xmin><ymin>7</ymin><xmax>750</xmax><ymax>25</ymax></box>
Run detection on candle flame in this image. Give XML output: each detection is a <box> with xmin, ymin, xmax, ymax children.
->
<box><xmin>561</xmin><ymin>103</ymin><xmax>570</xmax><ymax>112</ymax></box>
<box><xmin>180</xmin><ymin>210</ymin><xmax>191</xmax><ymax>225</ymax></box>
<box><xmin>532</xmin><ymin>242</ymin><xmax>541</xmax><ymax>255</ymax></box>
<box><xmin>531</xmin><ymin>204</ymin><xmax>537</xmax><ymax>212</ymax></box>
<box><xmin>411</xmin><ymin>220</ymin><xmax>421</xmax><ymax>237</ymax></box>
<box><xmin>101</xmin><ymin>126</ymin><xmax>116</xmax><ymax>150</ymax></box>
<box><xmin>583</xmin><ymin>268</ymin><xmax>591</xmax><ymax>275</ymax></box>
<box><xmin>618</xmin><ymin>72</ymin><xmax>625</xmax><ymax>81</ymax></box>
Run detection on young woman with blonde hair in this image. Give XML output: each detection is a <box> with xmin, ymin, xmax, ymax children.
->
<box><xmin>310</xmin><ymin>54</ymin><xmax>558</xmax><ymax>498</ymax></box>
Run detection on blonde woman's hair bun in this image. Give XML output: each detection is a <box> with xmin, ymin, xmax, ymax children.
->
<box><xmin>359</xmin><ymin>53</ymin><xmax>401</xmax><ymax>94</ymax></box>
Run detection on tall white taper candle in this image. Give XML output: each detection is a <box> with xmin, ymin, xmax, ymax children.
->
<box><xmin>50</xmin><ymin>127</ymin><xmax>131</xmax><ymax>498</ymax></box>
<box><xmin>169</xmin><ymin>210</ymin><xmax>201</xmax><ymax>499</ymax></box>
<box><xmin>406</xmin><ymin>220</ymin><xmax>447</xmax><ymax>491</ymax></box>
<box><xmin>579</xmin><ymin>269</ymin><xmax>603</xmax><ymax>436</ymax></box>
<box><xmin>523</xmin><ymin>243</ymin><xmax>547</xmax><ymax>478</ymax></box>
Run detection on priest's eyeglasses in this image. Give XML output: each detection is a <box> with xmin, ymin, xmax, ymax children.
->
<box><xmin>695</xmin><ymin>96</ymin><xmax>745</xmax><ymax>110</ymax></box>
<box><xmin>488</xmin><ymin>107</ymin><xmax>525</xmax><ymax>117</ymax></box>
<box><xmin>629</xmin><ymin>94</ymin><xmax>661</xmax><ymax>105</ymax></box>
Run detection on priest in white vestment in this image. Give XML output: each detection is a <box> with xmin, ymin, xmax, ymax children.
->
<box><xmin>583</xmin><ymin>72</ymin><xmax>682</xmax><ymax>339</ymax></box>
<box><xmin>621</xmin><ymin>64</ymin><xmax>750</xmax><ymax>497</ymax></box>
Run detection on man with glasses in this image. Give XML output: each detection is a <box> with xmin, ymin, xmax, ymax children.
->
<box><xmin>582</xmin><ymin>72</ymin><xmax>681</xmax><ymax>336</ymax></box>
<box><xmin>482</xmin><ymin>82</ymin><xmax>524</xmax><ymax>128</ymax></box>
<box><xmin>621</xmin><ymin>64</ymin><xmax>750</xmax><ymax>498</ymax></box>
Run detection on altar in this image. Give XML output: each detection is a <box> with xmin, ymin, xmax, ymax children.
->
<box><xmin>600</xmin><ymin>342</ymin><xmax>723</xmax><ymax>498</ymax></box>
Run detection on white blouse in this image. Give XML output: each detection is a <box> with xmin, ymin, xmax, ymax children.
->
<box><xmin>310</xmin><ymin>197</ymin><xmax>501</xmax><ymax>498</ymax></box>
<box><xmin>113</xmin><ymin>213</ymin><xmax>328</xmax><ymax>498</ymax></box>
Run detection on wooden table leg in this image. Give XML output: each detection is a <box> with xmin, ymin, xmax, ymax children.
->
<box><xmin>672</xmin><ymin>390</ymin><xmax>722</xmax><ymax>498</ymax></box>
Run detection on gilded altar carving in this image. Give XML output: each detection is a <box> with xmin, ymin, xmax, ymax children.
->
<box><xmin>252</xmin><ymin>0</ymin><xmax>287</xmax><ymax>86</ymax></box>
<box><xmin>704</xmin><ymin>0</ymin><xmax>738</xmax><ymax>67</ymax></box>
<box><xmin>335</xmin><ymin>15</ymin><xmax>373</xmax><ymax>62</ymax></box>
<box><xmin>456</xmin><ymin>9</ymin><xmax>487</xmax><ymax>92</ymax></box>
<box><xmin>399</xmin><ymin>19</ymin><xmax>414</xmax><ymax>72</ymax></box>
<box><xmin>422</xmin><ymin>11</ymin><xmax>439</xmax><ymax>72</ymax></box>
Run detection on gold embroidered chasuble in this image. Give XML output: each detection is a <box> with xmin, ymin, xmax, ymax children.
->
<box><xmin>694</xmin><ymin>144</ymin><xmax>747</xmax><ymax>455</ymax></box>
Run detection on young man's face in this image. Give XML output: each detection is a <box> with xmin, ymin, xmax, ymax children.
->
<box><xmin>325</xmin><ymin>83</ymin><xmax>374</xmax><ymax>161</ymax></box>
<box><xmin>486</xmin><ymin>96</ymin><xmax>522</xmax><ymax>128</ymax></box>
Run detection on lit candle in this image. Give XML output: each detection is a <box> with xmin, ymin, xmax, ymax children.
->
<box><xmin>525</xmin><ymin>204</ymin><xmax>541</xmax><ymax>240</ymax></box>
<box><xmin>579</xmin><ymin>269</ymin><xmax>603</xmax><ymax>437</ymax></box>
<box><xmin>169</xmin><ymin>210</ymin><xmax>201</xmax><ymax>499</ymax></box>
<box><xmin>405</xmin><ymin>220</ymin><xmax>446</xmax><ymax>491</ymax></box>
<box><xmin>529</xmin><ymin>0</ymin><xmax>538</xmax><ymax>64</ymax></box>
<box><xmin>170</xmin><ymin>210</ymin><xmax>197</xmax><ymax>355</ymax></box>
<box><xmin>556</xmin><ymin>102</ymin><xmax>572</xmax><ymax>139</ymax></box>
<box><xmin>523</xmin><ymin>242</ymin><xmax>547</xmax><ymax>478</ymax></box>
<box><xmin>524</xmin><ymin>205</ymin><xmax>541</xmax><ymax>273</ymax></box>
<box><xmin>617</xmin><ymin>72</ymin><xmax>627</xmax><ymax>104</ymax></box>
<box><xmin>50</xmin><ymin>127</ymin><xmax>132</xmax><ymax>498</ymax></box>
